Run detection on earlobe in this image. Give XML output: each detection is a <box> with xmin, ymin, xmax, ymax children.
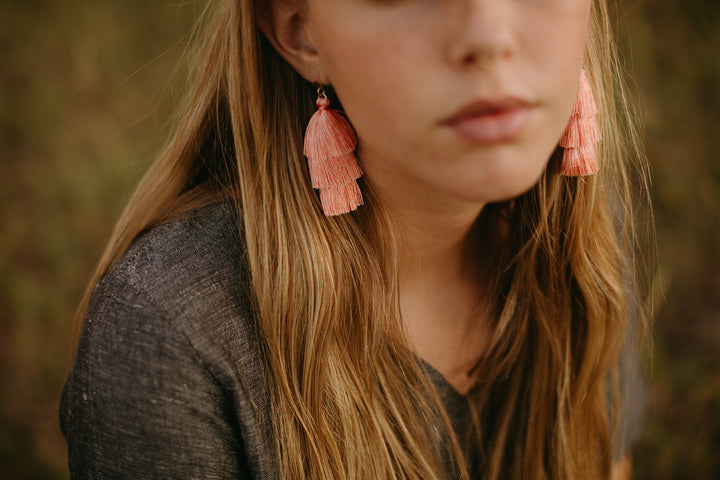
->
<box><xmin>256</xmin><ymin>0</ymin><xmax>329</xmax><ymax>84</ymax></box>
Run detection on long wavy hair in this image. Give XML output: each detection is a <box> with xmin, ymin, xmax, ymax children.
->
<box><xmin>75</xmin><ymin>0</ymin><xmax>650</xmax><ymax>478</ymax></box>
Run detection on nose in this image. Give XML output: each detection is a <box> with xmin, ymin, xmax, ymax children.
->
<box><xmin>446</xmin><ymin>0</ymin><xmax>517</xmax><ymax>69</ymax></box>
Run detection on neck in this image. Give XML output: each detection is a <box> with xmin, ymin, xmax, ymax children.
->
<box><xmin>367</xmin><ymin>172</ymin><xmax>490</xmax><ymax>394</ymax></box>
<box><xmin>369</xmin><ymin>169</ymin><xmax>483</xmax><ymax>275</ymax></box>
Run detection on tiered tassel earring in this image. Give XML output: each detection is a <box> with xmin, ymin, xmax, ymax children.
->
<box><xmin>559</xmin><ymin>69</ymin><xmax>600</xmax><ymax>176</ymax></box>
<box><xmin>303</xmin><ymin>86</ymin><xmax>363</xmax><ymax>216</ymax></box>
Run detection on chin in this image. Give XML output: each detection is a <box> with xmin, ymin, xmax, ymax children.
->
<box><xmin>485</xmin><ymin>179</ymin><xmax>542</xmax><ymax>203</ymax></box>
<box><xmin>453</xmin><ymin>157</ymin><xmax>549</xmax><ymax>204</ymax></box>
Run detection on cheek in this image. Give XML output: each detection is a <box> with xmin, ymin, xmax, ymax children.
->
<box><xmin>524</xmin><ymin>1</ymin><xmax>592</xmax><ymax>81</ymax></box>
<box><xmin>309</xmin><ymin>5</ymin><xmax>436</xmax><ymax>149</ymax></box>
<box><xmin>313</xmin><ymin>32</ymin><xmax>386</xmax><ymax>105</ymax></box>
<box><xmin>521</xmin><ymin>1</ymin><xmax>593</xmax><ymax>135</ymax></box>
<box><xmin>319</xmin><ymin>43</ymin><xmax>425</xmax><ymax>161</ymax></box>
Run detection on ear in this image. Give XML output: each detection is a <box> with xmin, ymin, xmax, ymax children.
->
<box><xmin>256</xmin><ymin>0</ymin><xmax>329</xmax><ymax>84</ymax></box>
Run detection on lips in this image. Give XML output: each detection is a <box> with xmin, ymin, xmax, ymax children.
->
<box><xmin>441</xmin><ymin>98</ymin><xmax>535</xmax><ymax>144</ymax></box>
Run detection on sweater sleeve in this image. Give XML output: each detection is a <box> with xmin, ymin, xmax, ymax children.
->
<box><xmin>60</xmin><ymin>278</ymin><xmax>252</xmax><ymax>479</ymax></box>
<box><xmin>614</xmin><ymin>329</ymin><xmax>647</xmax><ymax>462</ymax></box>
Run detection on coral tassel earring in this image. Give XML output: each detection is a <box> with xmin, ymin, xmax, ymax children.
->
<box><xmin>303</xmin><ymin>88</ymin><xmax>363</xmax><ymax>216</ymax></box>
<box><xmin>559</xmin><ymin>70</ymin><xmax>600</xmax><ymax>176</ymax></box>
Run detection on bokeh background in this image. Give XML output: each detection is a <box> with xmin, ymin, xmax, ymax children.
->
<box><xmin>1</xmin><ymin>0</ymin><xmax>718</xmax><ymax>478</ymax></box>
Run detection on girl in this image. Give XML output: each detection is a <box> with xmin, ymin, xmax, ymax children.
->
<box><xmin>61</xmin><ymin>0</ymin><xmax>649</xmax><ymax>478</ymax></box>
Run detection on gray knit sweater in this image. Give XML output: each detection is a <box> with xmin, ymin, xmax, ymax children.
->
<box><xmin>60</xmin><ymin>203</ymin><xmax>644</xmax><ymax>479</ymax></box>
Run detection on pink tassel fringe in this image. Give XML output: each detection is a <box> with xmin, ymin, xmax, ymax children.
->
<box><xmin>303</xmin><ymin>95</ymin><xmax>363</xmax><ymax>216</ymax></box>
<box><xmin>319</xmin><ymin>183</ymin><xmax>364</xmax><ymax>217</ymax></box>
<box><xmin>561</xmin><ymin>146</ymin><xmax>597</xmax><ymax>177</ymax></box>
<box><xmin>560</xmin><ymin>70</ymin><xmax>600</xmax><ymax>176</ymax></box>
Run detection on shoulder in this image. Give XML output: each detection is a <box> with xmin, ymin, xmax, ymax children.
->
<box><xmin>613</xmin><ymin>327</ymin><xmax>647</xmax><ymax>461</ymax></box>
<box><xmin>83</xmin><ymin>202</ymin><xmax>259</xmax><ymax>374</ymax></box>
<box><xmin>62</xmin><ymin>202</ymin><xmax>277</xmax><ymax>478</ymax></box>
<box><xmin>79</xmin><ymin>201</ymin><xmax>269</xmax><ymax>395</ymax></box>
<box><xmin>102</xmin><ymin>202</ymin><xmax>246</xmax><ymax>315</ymax></box>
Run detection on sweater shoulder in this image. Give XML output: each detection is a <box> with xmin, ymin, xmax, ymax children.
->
<box><xmin>100</xmin><ymin>202</ymin><xmax>246</xmax><ymax>313</ymax></box>
<box><xmin>88</xmin><ymin>201</ymin><xmax>262</xmax><ymax>383</ymax></box>
<box><xmin>67</xmin><ymin>202</ymin><xmax>277</xmax><ymax>478</ymax></box>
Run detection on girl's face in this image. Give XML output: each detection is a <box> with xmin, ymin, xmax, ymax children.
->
<box><xmin>301</xmin><ymin>0</ymin><xmax>593</xmax><ymax>208</ymax></box>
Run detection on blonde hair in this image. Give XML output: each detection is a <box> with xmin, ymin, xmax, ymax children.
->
<box><xmin>76</xmin><ymin>0</ymin><xmax>650</xmax><ymax>478</ymax></box>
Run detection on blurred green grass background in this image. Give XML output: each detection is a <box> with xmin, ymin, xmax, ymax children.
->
<box><xmin>1</xmin><ymin>1</ymin><xmax>718</xmax><ymax>478</ymax></box>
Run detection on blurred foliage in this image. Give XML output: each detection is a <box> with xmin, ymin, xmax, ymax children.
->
<box><xmin>1</xmin><ymin>0</ymin><xmax>718</xmax><ymax>478</ymax></box>
<box><xmin>0</xmin><ymin>1</ymin><xmax>198</xmax><ymax>477</ymax></box>
<box><xmin>621</xmin><ymin>1</ymin><xmax>720</xmax><ymax>478</ymax></box>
